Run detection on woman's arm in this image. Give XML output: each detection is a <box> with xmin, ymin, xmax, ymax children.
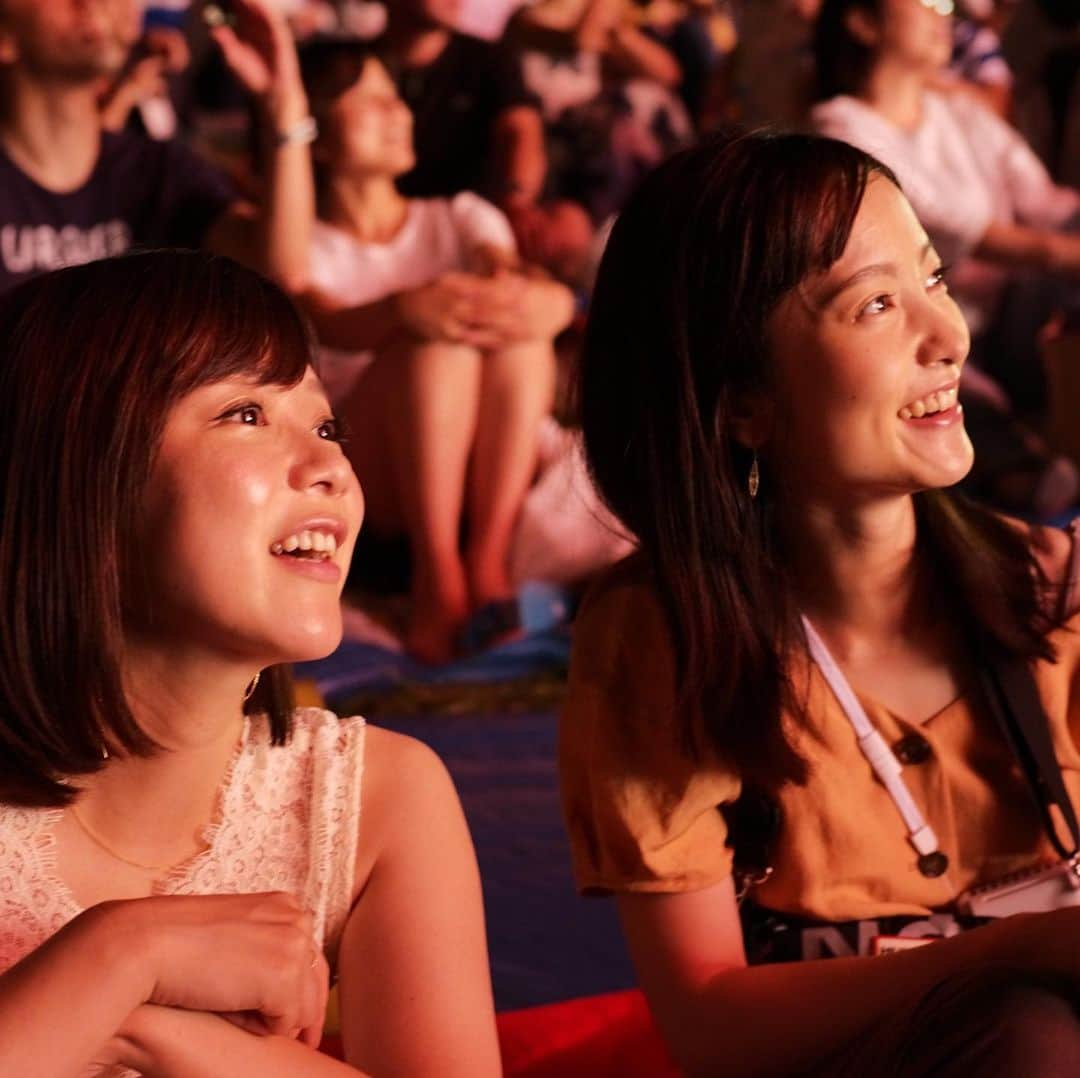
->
<box><xmin>336</xmin><ymin>727</ymin><xmax>500</xmax><ymax>1077</ymax></box>
<box><xmin>0</xmin><ymin>904</ymin><xmax>152</xmax><ymax>1076</ymax></box>
<box><xmin>111</xmin><ymin>1006</ymin><xmax>366</xmax><ymax>1077</ymax></box>
<box><xmin>605</xmin><ymin>22</ymin><xmax>683</xmax><ymax>87</ymax></box>
<box><xmin>974</xmin><ymin>219</ymin><xmax>1080</xmax><ymax>277</ymax></box>
<box><xmin>0</xmin><ymin>891</ymin><xmax>325</xmax><ymax>1077</ymax></box>
<box><xmin>302</xmin><ymin>274</ymin><xmax>516</xmax><ymax>353</ymax></box>
<box><xmin>204</xmin><ymin>0</ymin><xmax>315</xmax><ymax>294</ymax></box>
<box><xmin>619</xmin><ymin>876</ymin><xmax>1080</xmax><ymax>1078</ymax></box>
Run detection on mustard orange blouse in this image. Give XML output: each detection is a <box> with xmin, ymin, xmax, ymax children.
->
<box><xmin>559</xmin><ymin>557</ymin><xmax>1080</xmax><ymax>921</ymax></box>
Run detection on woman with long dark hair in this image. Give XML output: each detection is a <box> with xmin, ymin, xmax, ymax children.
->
<box><xmin>0</xmin><ymin>251</ymin><xmax>499</xmax><ymax>1076</ymax></box>
<box><xmin>561</xmin><ymin>129</ymin><xmax>1080</xmax><ymax>1075</ymax></box>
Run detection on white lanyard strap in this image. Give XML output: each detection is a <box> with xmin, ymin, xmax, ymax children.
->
<box><xmin>801</xmin><ymin>615</ymin><xmax>940</xmax><ymax>859</ymax></box>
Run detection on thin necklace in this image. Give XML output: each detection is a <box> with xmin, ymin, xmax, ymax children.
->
<box><xmin>68</xmin><ymin>804</ymin><xmax>180</xmax><ymax>873</ymax></box>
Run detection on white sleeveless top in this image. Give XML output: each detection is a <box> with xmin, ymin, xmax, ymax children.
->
<box><xmin>0</xmin><ymin>707</ymin><xmax>366</xmax><ymax>981</ymax></box>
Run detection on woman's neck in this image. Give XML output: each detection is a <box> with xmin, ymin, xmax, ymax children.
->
<box><xmin>71</xmin><ymin>648</ymin><xmax>256</xmax><ymax>861</ymax></box>
<box><xmin>785</xmin><ymin>494</ymin><xmax>927</xmax><ymax>657</ymax></box>
<box><xmin>321</xmin><ymin>173</ymin><xmax>410</xmax><ymax>244</ymax></box>
<box><xmin>859</xmin><ymin>62</ymin><xmax>926</xmax><ymax>132</ymax></box>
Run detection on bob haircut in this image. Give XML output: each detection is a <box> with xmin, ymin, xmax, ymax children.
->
<box><xmin>0</xmin><ymin>250</ymin><xmax>312</xmax><ymax>807</ymax></box>
<box><xmin>813</xmin><ymin>0</ymin><xmax>881</xmax><ymax>101</ymax></box>
<box><xmin>298</xmin><ymin>35</ymin><xmax>392</xmax><ymax>120</ymax></box>
<box><xmin>578</xmin><ymin>129</ymin><xmax>1052</xmax><ymax>786</ymax></box>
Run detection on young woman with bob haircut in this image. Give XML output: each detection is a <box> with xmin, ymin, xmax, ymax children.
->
<box><xmin>0</xmin><ymin>250</ymin><xmax>499</xmax><ymax>1077</ymax></box>
<box><xmin>560</xmin><ymin>129</ymin><xmax>1080</xmax><ymax>1075</ymax></box>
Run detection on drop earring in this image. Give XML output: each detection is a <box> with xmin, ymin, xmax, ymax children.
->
<box><xmin>243</xmin><ymin>671</ymin><xmax>261</xmax><ymax>704</ymax></box>
<box><xmin>748</xmin><ymin>451</ymin><xmax>760</xmax><ymax>500</ymax></box>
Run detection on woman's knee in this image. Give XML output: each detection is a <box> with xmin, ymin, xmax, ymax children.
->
<box><xmin>902</xmin><ymin>966</ymin><xmax>1080</xmax><ymax>1077</ymax></box>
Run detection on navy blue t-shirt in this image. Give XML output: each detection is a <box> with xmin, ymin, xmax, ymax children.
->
<box><xmin>0</xmin><ymin>130</ymin><xmax>235</xmax><ymax>292</ymax></box>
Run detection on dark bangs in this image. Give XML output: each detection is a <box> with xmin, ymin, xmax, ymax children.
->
<box><xmin>299</xmin><ymin>37</ymin><xmax>387</xmax><ymax>119</ymax></box>
<box><xmin>156</xmin><ymin>253</ymin><xmax>314</xmax><ymax>404</ymax></box>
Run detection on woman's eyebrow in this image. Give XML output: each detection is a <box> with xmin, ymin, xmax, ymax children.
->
<box><xmin>814</xmin><ymin>242</ymin><xmax>934</xmax><ymax>309</ymax></box>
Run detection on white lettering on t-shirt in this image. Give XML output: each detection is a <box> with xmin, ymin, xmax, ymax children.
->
<box><xmin>0</xmin><ymin>221</ymin><xmax>132</xmax><ymax>277</ymax></box>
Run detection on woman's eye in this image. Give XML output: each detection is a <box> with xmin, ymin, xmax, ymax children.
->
<box><xmin>926</xmin><ymin>264</ymin><xmax>950</xmax><ymax>290</ymax></box>
<box><xmin>317</xmin><ymin>417</ymin><xmax>345</xmax><ymax>443</ymax></box>
<box><xmin>857</xmin><ymin>294</ymin><xmax>893</xmax><ymax>319</ymax></box>
<box><xmin>219</xmin><ymin>402</ymin><xmax>264</xmax><ymax>425</ymax></box>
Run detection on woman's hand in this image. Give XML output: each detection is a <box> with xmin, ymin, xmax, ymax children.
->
<box><xmin>95</xmin><ymin>891</ymin><xmax>329</xmax><ymax>1045</ymax></box>
<box><xmin>395</xmin><ymin>273</ymin><xmax>526</xmax><ymax>349</ymax></box>
<box><xmin>209</xmin><ymin>0</ymin><xmax>309</xmax><ymax>131</ymax></box>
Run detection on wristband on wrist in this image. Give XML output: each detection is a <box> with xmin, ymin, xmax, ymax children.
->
<box><xmin>274</xmin><ymin>116</ymin><xmax>318</xmax><ymax>147</ymax></box>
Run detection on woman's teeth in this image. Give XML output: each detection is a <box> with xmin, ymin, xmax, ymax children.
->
<box><xmin>899</xmin><ymin>386</ymin><xmax>958</xmax><ymax>420</ymax></box>
<box><xmin>270</xmin><ymin>530</ymin><xmax>338</xmax><ymax>559</ymax></box>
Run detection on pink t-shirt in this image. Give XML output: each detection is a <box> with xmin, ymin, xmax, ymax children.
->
<box><xmin>310</xmin><ymin>192</ymin><xmax>516</xmax><ymax>404</ymax></box>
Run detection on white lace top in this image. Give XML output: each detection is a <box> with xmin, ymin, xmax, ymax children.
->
<box><xmin>0</xmin><ymin>706</ymin><xmax>365</xmax><ymax>987</ymax></box>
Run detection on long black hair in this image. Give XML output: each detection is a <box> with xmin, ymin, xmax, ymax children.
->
<box><xmin>577</xmin><ymin>129</ymin><xmax>1053</xmax><ymax>788</ymax></box>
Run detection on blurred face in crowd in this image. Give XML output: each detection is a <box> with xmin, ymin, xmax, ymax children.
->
<box><xmin>133</xmin><ymin>367</ymin><xmax>364</xmax><ymax>666</ymax></box>
<box><xmin>763</xmin><ymin>176</ymin><xmax>973</xmax><ymax>504</ymax></box>
<box><xmin>851</xmin><ymin>0</ymin><xmax>954</xmax><ymax>73</ymax></box>
<box><xmin>319</xmin><ymin>58</ymin><xmax>416</xmax><ymax>181</ymax></box>
<box><xmin>0</xmin><ymin>0</ymin><xmax>139</xmax><ymax>81</ymax></box>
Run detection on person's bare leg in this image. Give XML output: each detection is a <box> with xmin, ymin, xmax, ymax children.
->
<box><xmin>465</xmin><ymin>340</ymin><xmax>556</xmax><ymax>611</ymax></box>
<box><xmin>347</xmin><ymin>338</ymin><xmax>482</xmax><ymax>663</ymax></box>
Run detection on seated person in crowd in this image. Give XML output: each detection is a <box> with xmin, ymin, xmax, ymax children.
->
<box><xmin>946</xmin><ymin>0</ymin><xmax>1014</xmax><ymax>117</ymax></box>
<box><xmin>562</xmin><ymin>128</ymin><xmax>1080</xmax><ymax>1076</ymax></box>
<box><xmin>298</xmin><ymin>39</ymin><xmax>574</xmax><ymax>663</ymax></box>
<box><xmin>381</xmin><ymin>0</ymin><xmax>544</xmax><ymax>216</ymax></box>
<box><xmin>508</xmin><ymin>0</ymin><xmax>694</xmax><ymax>222</ymax></box>
<box><xmin>381</xmin><ymin>0</ymin><xmax>594</xmax><ymax>283</ymax></box>
<box><xmin>810</xmin><ymin>0</ymin><xmax>1080</xmax><ymax>421</ymax></box>
<box><xmin>0</xmin><ymin>0</ymin><xmax>312</xmax><ymax>293</ymax></box>
<box><xmin>0</xmin><ymin>250</ymin><xmax>499</xmax><ymax>1076</ymax></box>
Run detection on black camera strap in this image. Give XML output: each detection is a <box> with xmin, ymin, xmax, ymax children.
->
<box><xmin>978</xmin><ymin>657</ymin><xmax>1080</xmax><ymax>863</ymax></box>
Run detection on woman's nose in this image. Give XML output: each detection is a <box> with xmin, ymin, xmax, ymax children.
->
<box><xmin>915</xmin><ymin>294</ymin><xmax>970</xmax><ymax>370</ymax></box>
<box><xmin>292</xmin><ymin>434</ymin><xmax>355</xmax><ymax>496</ymax></box>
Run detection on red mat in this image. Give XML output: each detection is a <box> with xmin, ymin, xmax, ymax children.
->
<box><xmin>319</xmin><ymin>988</ymin><xmax>679</xmax><ymax>1076</ymax></box>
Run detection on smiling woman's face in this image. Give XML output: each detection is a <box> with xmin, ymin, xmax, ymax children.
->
<box><xmin>131</xmin><ymin>367</ymin><xmax>364</xmax><ymax>666</ymax></box>
<box><xmin>764</xmin><ymin>175</ymin><xmax>973</xmax><ymax>504</ymax></box>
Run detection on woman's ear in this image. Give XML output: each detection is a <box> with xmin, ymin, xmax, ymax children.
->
<box><xmin>844</xmin><ymin>6</ymin><xmax>881</xmax><ymax>48</ymax></box>
<box><xmin>728</xmin><ymin>392</ymin><xmax>775</xmax><ymax>453</ymax></box>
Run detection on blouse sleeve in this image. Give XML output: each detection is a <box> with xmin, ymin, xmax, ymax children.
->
<box><xmin>973</xmin><ymin>103</ymin><xmax>1080</xmax><ymax>230</ymax></box>
<box><xmin>448</xmin><ymin>191</ymin><xmax>518</xmax><ymax>258</ymax></box>
<box><xmin>558</xmin><ymin>563</ymin><xmax>741</xmax><ymax>895</ymax></box>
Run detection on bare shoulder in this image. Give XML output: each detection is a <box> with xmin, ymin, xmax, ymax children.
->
<box><xmin>354</xmin><ymin>727</ymin><xmax>462</xmax><ymax>880</ymax></box>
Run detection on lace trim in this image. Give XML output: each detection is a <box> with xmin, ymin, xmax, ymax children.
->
<box><xmin>152</xmin><ymin>715</ymin><xmax>251</xmax><ymax>896</ymax></box>
<box><xmin>0</xmin><ymin>709</ymin><xmax>364</xmax><ymax>972</ymax></box>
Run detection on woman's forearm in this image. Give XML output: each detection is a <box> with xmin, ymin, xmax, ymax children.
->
<box><xmin>975</xmin><ymin>219</ymin><xmax>1080</xmax><ymax>277</ymax></box>
<box><xmin>652</xmin><ymin>911</ymin><xmax>1080</xmax><ymax>1077</ymax></box>
<box><xmin>0</xmin><ymin>905</ymin><xmax>153</xmax><ymax>1077</ymax></box>
<box><xmin>257</xmin><ymin>92</ymin><xmax>316</xmax><ymax>294</ymax></box>
<box><xmin>121</xmin><ymin>1006</ymin><xmax>368</xmax><ymax>1077</ymax></box>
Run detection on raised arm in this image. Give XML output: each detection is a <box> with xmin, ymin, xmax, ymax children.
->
<box><xmin>337</xmin><ymin>727</ymin><xmax>500</xmax><ymax>1077</ymax></box>
<box><xmin>619</xmin><ymin>877</ymin><xmax>1080</xmax><ymax>1077</ymax></box>
<box><xmin>204</xmin><ymin>0</ymin><xmax>315</xmax><ymax>293</ymax></box>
